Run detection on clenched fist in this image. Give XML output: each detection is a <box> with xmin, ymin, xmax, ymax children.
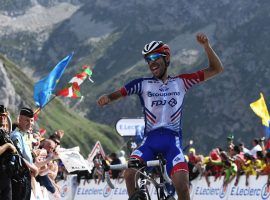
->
<box><xmin>196</xmin><ymin>33</ymin><xmax>210</xmax><ymax>47</ymax></box>
<box><xmin>97</xmin><ymin>95</ymin><xmax>111</xmax><ymax>106</ymax></box>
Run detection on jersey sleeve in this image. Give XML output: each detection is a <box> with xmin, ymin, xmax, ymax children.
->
<box><xmin>120</xmin><ymin>78</ymin><xmax>143</xmax><ymax>96</ymax></box>
<box><xmin>177</xmin><ymin>70</ymin><xmax>204</xmax><ymax>91</ymax></box>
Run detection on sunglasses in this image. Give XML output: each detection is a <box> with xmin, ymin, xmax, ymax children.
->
<box><xmin>145</xmin><ymin>53</ymin><xmax>166</xmax><ymax>63</ymax></box>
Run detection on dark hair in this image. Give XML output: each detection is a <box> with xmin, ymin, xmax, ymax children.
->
<box><xmin>217</xmin><ymin>147</ymin><xmax>223</xmax><ymax>152</ymax></box>
<box><xmin>49</xmin><ymin>134</ymin><xmax>61</xmax><ymax>145</ymax></box>
<box><xmin>0</xmin><ymin>105</ymin><xmax>7</xmax><ymax>114</ymax></box>
<box><xmin>253</xmin><ymin>138</ymin><xmax>259</xmax><ymax>145</ymax></box>
<box><xmin>110</xmin><ymin>152</ymin><xmax>117</xmax><ymax>158</ymax></box>
<box><xmin>256</xmin><ymin>151</ymin><xmax>264</xmax><ymax>159</ymax></box>
<box><xmin>233</xmin><ymin>145</ymin><xmax>241</xmax><ymax>154</ymax></box>
<box><xmin>239</xmin><ymin>142</ymin><xmax>244</xmax><ymax>147</ymax></box>
<box><xmin>244</xmin><ymin>153</ymin><xmax>254</xmax><ymax>160</ymax></box>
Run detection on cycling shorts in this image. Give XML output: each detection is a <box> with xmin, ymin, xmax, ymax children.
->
<box><xmin>130</xmin><ymin>127</ymin><xmax>188</xmax><ymax>177</ymax></box>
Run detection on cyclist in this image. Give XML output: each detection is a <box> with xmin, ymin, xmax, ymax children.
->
<box><xmin>97</xmin><ymin>33</ymin><xmax>223</xmax><ymax>200</ymax></box>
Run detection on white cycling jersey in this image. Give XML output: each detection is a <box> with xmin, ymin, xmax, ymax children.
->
<box><xmin>120</xmin><ymin>70</ymin><xmax>205</xmax><ymax>136</ymax></box>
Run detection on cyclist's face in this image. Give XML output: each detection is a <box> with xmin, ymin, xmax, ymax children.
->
<box><xmin>147</xmin><ymin>54</ymin><xmax>167</xmax><ymax>79</ymax></box>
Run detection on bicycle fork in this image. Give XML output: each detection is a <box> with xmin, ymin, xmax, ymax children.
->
<box><xmin>139</xmin><ymin>173</ymin><xmax>151</xmax><ymax>200</ymax></box>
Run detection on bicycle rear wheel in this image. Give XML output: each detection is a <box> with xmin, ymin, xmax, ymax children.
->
<box><xmin>129</xmin><ymin>190</ymin><xmax>150</xmax><ymax>200</ymax></box>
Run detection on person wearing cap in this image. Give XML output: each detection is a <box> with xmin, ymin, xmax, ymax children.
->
<box><xmin>0</xmin><ymin>105</ymin><xmax>17</xmax><ymax>200</ymax></box>
<box><xmin>10</xmin><ymin>107</ymin><xmax>38</xmax><ymax>176</ymax></box>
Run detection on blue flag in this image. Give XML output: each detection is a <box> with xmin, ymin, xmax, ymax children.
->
<box><xmin>33</xmin><ymin>53</ymin><xmax>73</xmax><ymax>108</ymax></box>
<box><xmin>264</xmin><ymin>121</ymin><xmax>270</xmax><ymax>139</ymax></box>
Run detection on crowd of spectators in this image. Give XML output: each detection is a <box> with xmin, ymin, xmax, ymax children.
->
<box><xmin>187</xmin><ymin>135</ymin><xmax>270</xmax><ymax>190</ymax></box>
<box><xmin>0</xmin><ymin>104</ymin><xmax>130</xmax><ymax>200</ymax></box>
<box><xmin>0</xmin><ymin>105</ymin><xmax>65</xmax><ymax>199</ymax></box>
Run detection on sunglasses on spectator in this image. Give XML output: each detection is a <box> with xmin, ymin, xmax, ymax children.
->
<box><xmin>145</xmin><ymin>53</ymin><xmax>166</xmax><ymax>63</ymax></box>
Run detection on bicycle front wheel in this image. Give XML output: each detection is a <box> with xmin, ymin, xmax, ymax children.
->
<box><xmin>129</xmin><ymin>190</ymin><xmax>151</xmax><ymax>200</ymax></box>
<box><xmin>165</xmin><ymin>196</ymin><xmax>176</xmax><ymax>200</ymax></box>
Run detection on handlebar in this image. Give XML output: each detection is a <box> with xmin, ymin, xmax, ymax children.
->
<box><xmin>102</xmin><ymin>158</ymin><xmax>172</xmax><ymax>189</ymax></box>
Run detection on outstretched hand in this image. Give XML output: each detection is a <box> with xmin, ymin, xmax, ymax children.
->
<box><xmin>97</xmin><ymin>95</ymin><xmax>110</xmax><ymax>106</ymax></box>
<box><xmin>196</xmin><ymin>33</ymin><xmax>210</xmax><ymax>47</ymax></box>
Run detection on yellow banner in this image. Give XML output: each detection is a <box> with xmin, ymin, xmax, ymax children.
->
<box><xmin>250</xmin><ymin>93</ymin><xmax>270</xmax><ymax>127</ymax></box>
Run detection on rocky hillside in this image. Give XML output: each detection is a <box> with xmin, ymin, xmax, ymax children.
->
<box><xmin>0</xmin><ymin>0</ymin><xmax>270</xmax><ymax>153</ymax></box>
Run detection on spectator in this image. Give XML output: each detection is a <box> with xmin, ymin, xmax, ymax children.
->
<box><xmin>257</xmin><ymin>152</ymin><xmax>270</xmax><ymax>187</ymax></box>
<box><xmin>259</xmin><ymin>137</ymin><xmax>266</xmax><ymax>154</ymax></box>
<box><xmin>188</xmin><ymin>148</ymin><xmax>202</xmax><ymax>167</ymax></box>
<box><xmin>239</xmin><ymin>142</ymin><xmax>250</xmax><ymax>154</ymax></box>
<box><xmin>210</xmin><ymin>151</ymin><xmax>237</xmax><ymax>190</ymax></box>
<box><xmin>227</xmin><ymin>134</ymin><xmax>234</xmax><ymax>152</ymax></box>
<box><xmin>265</xmin><ymin>138</ymin><xmax>270</xmax><ymax>153</ymax></box>
<box><xmin>92</xmin><ymin>153</ymin><xmax>103</xmax><ymax>184</ymax></box>
<box><xmin>127</xmin><ymin>138</ymin><xmax>137</xmax><ymax>156</ymax></box>
<box><xmin>203</xmin><ymin>149</ymin><xmax>222</xmax><ymax>187</ymax></box>
<box><xmin>250</xmin><ymin>138</ymin><xmax>262</xmax><ymax>157</ymax></box>
<box><xmin>11</xmin><ymin>108</ymin><xmax>35</xmax><ymax>163</ymax></box>
<box><xmin>35</xmin><ymin>139</ymin><xmax>58</xmax><ymax>195</ymax></box>
<box><xmin>255</xmin><ymin>151</ymin><xmax>266</xmax><ymax>179</ymax></box>
<box><xmin>0</xmin><ymin>105</ymin><xmax>17</xmax><ymax>200</ymax></box>
<box><xmin>32</xmin><ymin>131</ymin><xmax>41</xmax><ymax>150</ymax></box>
<box><xmin>109</xmin><ymin>152</ymin><xmax>122</xmax><ymax>179</ymax></box>
<box><xmin>232</xmin><ymin>145</ymin><xmax>245</xmax><ymax>186</ymax></box>
<box><xmin>242</xmin><ymin>153</ymin><xmax>256</xmax><ymax>186</ymax></box>
<box><xmin>10</xmin><ymin>107</ymin><xmax>38</xmax><ymax>199</ymax></box>
<box><xmin>118</xmin><ymin>150</ymin><xmax>127</xmax><ymax>164</ymax></box>
<box><xmin>49</xmin><ymin>132</ymin><xmax>61</xmax><ymax>146</ymax></box>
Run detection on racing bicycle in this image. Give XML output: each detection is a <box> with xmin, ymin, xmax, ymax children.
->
<box><xmin>102</xmin><ymin>154</ymin><xmax>176</xmax><ymax>200</ymax></box>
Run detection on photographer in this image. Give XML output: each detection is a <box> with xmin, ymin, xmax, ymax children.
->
<box><xmin>0</xmin><ymin>105</ymin><xmax>17</xmax><ymax>200</ymax></box>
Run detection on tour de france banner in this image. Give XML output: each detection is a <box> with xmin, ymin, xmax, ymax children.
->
<box><xmin>58</xmin><ymin>147</ymin><xmax>92</xmax><ymax>173</ymax></box>
<box><xmin>191</xmin><ymin>175</ymin><xmax>270</xmax><ymax>200</ymax></box>
<box><xmin>58</xmin><ymin>175</ymin><xmax>78</xmax><ymax>200</ymax></box>
<box><xmin>73</xmin><ymin>178</ymin><xmax>176</xmax><ymax>200</ymax></box>
<box><xmin>58</xmin><ymin>174</ymin><xmax>270</xmax><ymax>200</ymax></box>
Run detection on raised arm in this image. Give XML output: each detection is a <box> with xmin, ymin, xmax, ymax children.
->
<box><xmin>196</xmin><ymin>33</ymin><xmax>223</xmax><ymax>80</ymax></box>
<box><xmin>97</xmin><ymin>90</ymin><xmax>124</xmax><ymax>107</ymax></box>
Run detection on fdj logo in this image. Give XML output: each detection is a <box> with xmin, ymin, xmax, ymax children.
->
<box><xmin>261</xmin><ymin>184</ymin><xmax>270</xmax><ymax>199</ymax></box>
<box><xmin>168</xmin><ymin>98</ymin><xmax>177</xmax><ymax>107</ymax></box>
<box><xmin>151</xmin><ymin>100</ymin><xmax>166</xmax><ymax>107</ymax></box>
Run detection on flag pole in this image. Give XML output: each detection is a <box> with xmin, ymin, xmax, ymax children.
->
<box><xmin>34</xmin><ymin>94</ymin><xmax>57</xmax><ymax>115</ymax></box>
